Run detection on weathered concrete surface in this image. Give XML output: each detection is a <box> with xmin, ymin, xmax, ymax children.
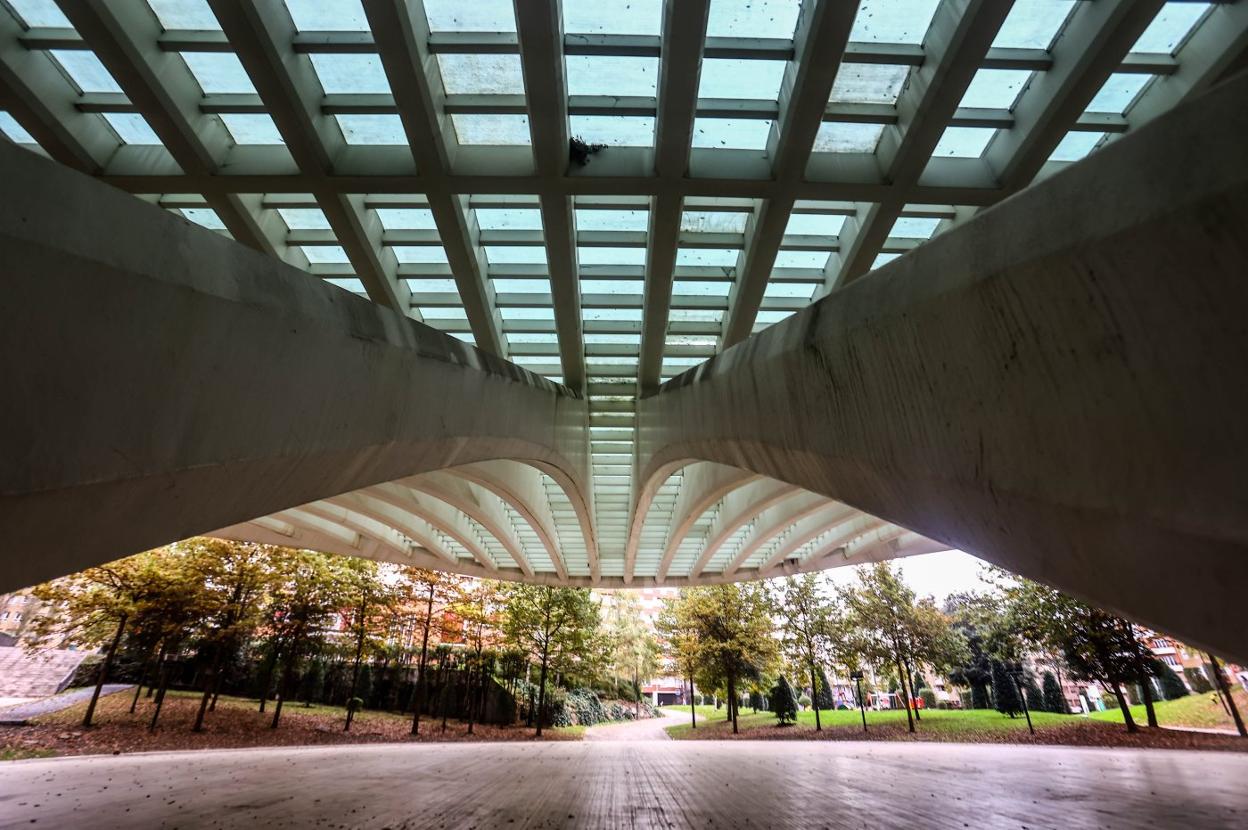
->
<box><xmin>0</xmin><ymin>140</ymin><xmax>593</xmax><ymax>592</ymax></box>
<box><xmin>1</xmin><ymin>741</ymin><xmax>1245</xmax><ymax>828</ymax></box>
<box><xmin>638</xmin><ymin>71</ymin><xmax>1248</xmax><ymax>661</ymax></box>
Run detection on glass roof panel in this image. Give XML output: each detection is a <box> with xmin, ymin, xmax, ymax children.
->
<box><xmin>812</xmin><ymin>122</ymin><xmax>884</xmax><ymax>153</ymax></box>
<box><xmin>494</xmin><ymin>278</ymin><xmax>551</xmax><ymax>293</ymax></box>
<box><xmin>576</xmin><ymin>210</ymin><xmax>648</xmax><ymax>231</ymax></box>
<box><xmin>310</xmin><ymin>54</ymin><xmax>391</xmax><ymax>95</ymax></box>
<box><xmin>7</xmin><ymin>0</ymin><xmax>71</xmax><ymax>27</ymax></box>
<box><xmin>872</xmin><ymin>252</ymin><xmax>901</xmax><ymax>269</ymax></box>
<box><xmin>1133</xmin><ymin>3</ymin><xmax>1210</xmax><ymax>54</ymax></box>
<box><xmin>486</xmin><ymin>246</ymin><xmax>547</xmax><ymax>265</ymax></box>
<box><xmin>785</xmin><ymin>213</ymin><xmax>847</xmax><ymax>236</ymax></box>
<box><xmin>673</xmin><ymin>280</ymin><xmax>732</xmax><ymax>295</ymax></box>
<box><xmin>452</xmin><ymin>114</ymin><xmax>531</xmax><ymax>145</ymax></box>
<box><xmin>763</xmin><ymin>282</ymin><xmax>814</xmax><ymax>299</ymax></box>
<box><xmin>335</xmin><ymin>114</ymin><xmax>406</xmax><ymax>144</ymax></box>
<box><xmin>438</xmin><ymin>55</ymin><xmax>525</xmax><ymax>95</ymax></box>
<box><xmin>182</xmin><ymin>53</ymin><xmax>256</xmax><ymax>95</ymax></box>
<box><xmin>932</xmin><ymin>126</ymin><xmax>996</xmax><ymax>158</ymax></box>
<box><xmin>699</xmin><ymin>59</ymin><xmax>787</xmax><ymax>101</ymax></box>
<box><xmin>707</xmin><ymin>0</ymin><xmax>801</xmax><ymax>40</ymax></box>
<box><xmin>992</xmin><ymin>1</ymin><xmax>1077</xmax><ymax>49</ymax></box>
<box><xmin>103</xmin><ymin>113</ymin><xmax>161</xmax><ymax>145</ymax></box>
<box><xmin>566</xmin><ymin>56</ymin><xmax>658</xmax><ymax>97</ymax></box>
<box><xmin>676</xmin><ymin>249</ymin><xmax>738</xmax><ymax>267</ymax></box>
<box><xmin>579</xmin><ymin>247</ymin><xmax>647</xmax><ymax>266</ymax></box>
<box><xmin>475</xmin><ymin>208</ymin><xmax>543</xmax><ymax>230</ymax></box>
<box><xmin>564</xmin><ymin>0</ymin><xmax>662</xmax><ymax>35</ymax></box>
<box><xmin>0</xmin><ymin>112</ymin><xmax>36</xmax><ymax>144</ymax></box>
<box><xmin>376</xmin><ymin>208</ymin><xmax>437</xmax><ymax>230</ymax></box>
<box><xmin>570</xmin><ymin>116</ymin><xmax>655</xmax><ymax>148</ymax></box>
<box><xmin>424</xmin><ymin>0</ymin><xmax>517</xmax><ymax>33</ymax></box>
<box><xmin>301</xmin><ymin>245</ymin><xmax>349</xmax><ymax>263</ymax></box>
<box><xmin>692</xmin><ymin>118</ymin><xmax>772</xmax><ymax>150</ymax></box>
<box><xmin>890</xmin><ymin>217</ymin><xmax>940</xmax><ymax>238</ymax></box>
<box><xmin>148</xmin><ymin>0</ymin><xmax>219</xmax><ymax>30</ymax></box>
<box><xmin>50</xmin><ymin>51</ymin><xmax>121</xmax><ymax>94</ymax></box>
<box><xmin>829</xmin><ymin>64</ymin><xmax>909</xmax><ymax>105</ymax></box>
<box><xmin>407</xmin><ymin>278</ymin><xmax>459</xmax><ymax>292</ymax></box>
<box><xmin>279</xmin><ymin>208</ymin><xmax>331</xmax><ymax>229</ymax></box>
<box><xmin>774</xmin><ymin>250</ymin><xmax>829</xmax><ymax>269</ymax></box>
<box><xmin>850</xmin><ymin>0</ymin><xmax>941</xmax><ymax>45</ymax></box>
<box><xmin>959</xmin><ymin>69</ymin><xmax>1032</xmax><ymax>111</ymax></box>
<box><xmin>394</xmin><ymin>246</ymin><xmax>450</xmax><ymax>264</ymax></box>
<box><xmin>581</xmin><ymin>279</ymin><xmax>644</xmax><ymax>294</ymax></box>
<box><xmin>1086</xmin><ymin>74</ymin><xmax>1152</xmax><ymax>115</ymax></box>
<box><xmin>285</xmin><ymin>0</ymin><xmax>369</xmax><ymax>31</ymax></box>
<box><xmin>681</xmin><ymin>212</ymin><xmax>749</xmax><ymax>233</ymax></box>
<box><xmin>220</xmin><ymin>113</ymin><xmax>285</xmax><ymax>145</ymax></box>
<box><xmin>1049</xmin><ymin>131</ymin><xmax>1105</xmax><ymax>163</ymax></box>
<box><xmin>179</xmin><ymin>207</ymin><xmax>225</xmax><ymax>230</ymax></box>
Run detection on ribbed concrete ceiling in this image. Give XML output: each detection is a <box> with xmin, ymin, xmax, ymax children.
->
<box><xmin>4</xmin><ymin>0</ymin><xmax>1244</xmax><ymax>585</ymax></box>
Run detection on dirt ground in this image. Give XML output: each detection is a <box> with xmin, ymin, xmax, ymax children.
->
<box><xmin>0</xmin><ymin>689</ymin><xmax>576</xmax><ymax>758</ymax></box>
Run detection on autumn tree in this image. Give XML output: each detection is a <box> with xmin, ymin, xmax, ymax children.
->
<box><xmin>455</xmin><ymin>579</ymin><xmax>502</xmax><ymax>734</ymax></box>
<box><xmin>775</xmin><ymin>574</ymin><xmax>834</xmax><ymax>731</ymax></box>
<box><xmin>263</xmin><ymin>551</ymin><xmax>356</xmax><ymax>729</ymax></box>
<box><xmin>675</xmin><ymin>583</ymin><xmax>777</xmax><ymax>735</ymax></box>
<box><xmin>341</xmin><ymin>559</ymin><xmax>394</xmax><ymax>732</ymax></box>
<box><xmin>403</xmin><ymin>568</ymin><xmax>457</xmax><ymax>735</ymax></box>
<box><xmin>603</xmin><ymin>592</ymin><xmax>661</xmax><ymax>717</ymax></box>
<box><xmin>657</xmin><ymin>596</ymin><xmax>700</xmax><ymax>730</ymax></box>
<box><xmin>840</xmin><ymin>564</ymin><xmax>920</xmax><ymax>732</ymax></box>
<box><xmin>501</xmin><ymin>584</ymin><xmax>599</xmax><ymax>736</ymax></box>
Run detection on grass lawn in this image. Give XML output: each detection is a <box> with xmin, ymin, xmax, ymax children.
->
<box><xmin>1089</xmin><ymin>687</ymin><xmax>1248</xmax><ymax>731</ymax></box>
<box><xmin>663</xmin><ymin>698</ymin><xmax>1248</xmax><ymax>753</ymax></box>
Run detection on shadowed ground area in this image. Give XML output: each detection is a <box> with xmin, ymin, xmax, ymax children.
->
<box><xmin>1</xmin><ymin>741</ymin><xmax>1246</xmax><ymax>829</ymax></box>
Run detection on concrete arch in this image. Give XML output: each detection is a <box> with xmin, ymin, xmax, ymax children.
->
<box><xmin>687</xmin><ymin>480</ymin><xmax>803</xmax><ymax>579</ymax></box>
<box><xmin>653</xmin><ymin>463</ymin><xmax>758</xmax><ymax>581</ymax></box>
<box><xmin>0</xmin><ymin>141</ymin><xmax>593</xmax><ymax>591</ymax></box>
<box><xmin>304</xmin><ymin>497</ymin><xmax>456</xmax><ymax>565</ymax></box>
<box><xmin>635</xmin><ymin>74</ymin><xmax>1248</xmax><ymax>658</ymax></box>
<box><xmin>756</xmin><ymin>511</ymin><xmax>885</xmax><ymax>574</ymax></box>
<box><xmin>719</xmin><ymin>493</ymin><xmax>837</xmax><ymax>577</ymax></box>
<box><xmin>446</xmin><ymin>461</ymin><xmax>567</xmax><ymax>580</ymax></box>
<box><xmin>401</xmin><ymin>471</ymin><xmax>534</xmax><ymax>576</ymax></box>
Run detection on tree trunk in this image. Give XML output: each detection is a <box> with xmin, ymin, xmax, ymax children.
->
<box><xmin>148</xmin><ymin>653</ymin><xmax>173</xmax><ymax>732</ymax></box>
<box><xmin>130</xmin><ymin>647</ymin><xmax>155</xmax><ymax>714</ymax></box>
<box><xmin>688</xmin><ymin>677</ymin><xmax>697</xmax><ymax>730</ymax></box>
<box><xmin>1207</xmin><ymin>653</ymin><xmax>1247</xmax><ymax>737</ymax></box>
<box><xmin>894</xmin><ymin>650</ymin><xmax>914</xmax><ymax>733</ymax></box>
<box><xmin>905</xmin><ymin>662</ymin><xmax>922</xmax><ymax>722</ymax></box>
<box><xmin>1124</xmin><ymin>622</ymin><xmax>1157</xmax><ymax>728</ymax></box>
<box><xmin>634</xmin><ymin>669</ymin><xmax>641</xmax><ymax>720</ymax></box>
<box><xmin>1110</xmin><ymin>682</ymin><xmax>1138</xmax><ymax>733</ymax></box>
<box><xmin>271</xmin><ymin>653</ymin><xmax>296</xmax><ymax>730</ymax></box>
<box><xmin>258</xmin><ymin>643</ymin><xmax>279</xmax><ymax>713</ymax></box>
<box><xmin>84</xmin><ymin>614</ymin><xmax>127</xmax><ymax>729</ymax></box>
<box><xmin>345</xmin><ymin>601</ymin><xmax>368</xmax><ymax>732</ymax></box>
<box><xmin>809</xmin><ymin>662</ymin><xmax>822</xmax><ymax>731</ymax></box>
<box><xmin>465</xmin><ymin>661</ymin><xmax>477</xmax><ymax>735</ymax></box>
<box><xmin>535</xmin><ymin>648</ymin><xmax>549</xmax><ymax>737</ymax></box>
<box><xmin>728</xmin><ymin>673</ymin><xmax>738</xmax><ymax>735</ymax></box>
<box><xmin>193</xmin><ymin>644</ymin><xmax>225</xmax><ymax>733</ymax></box>
<box><xmin>410</xmin><ymin>584</ymin><xmax>435</xmax><ymax>735</ymax></box>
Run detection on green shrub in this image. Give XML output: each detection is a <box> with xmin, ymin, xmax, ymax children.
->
<box><xmin>1042</xmin><ymin>672</ymin><xmax>1066</xmax><ymax>713</ymax></box>
<box><xmin>798</xmin><ymin>694</ymin><xmax>812</xmax><ymax>710</ymax></box>
<box><xmin>920</xmin><ymin>690</ymin><xmax>937</xmax><ymax>710</ymax></box>
<box><xmin>770</xmin><ymin>676</ymin><xmax>798</xmax><ymax>725</ymax></box>
<box><xmin>1152</xmin><ymin>659</ymin><xmax>1189</xmax><ymax>700</ymax></box>
<box><xmin>1184</xmin><ymin>667</ymin><xmax>1213</xmax><ymax>694</ymax></box>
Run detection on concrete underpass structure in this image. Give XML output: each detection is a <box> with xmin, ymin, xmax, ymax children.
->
<box><xmin>2</xmin><ymin>0</ymin><xmax>1247</xmax><ymax>668</ymax></box>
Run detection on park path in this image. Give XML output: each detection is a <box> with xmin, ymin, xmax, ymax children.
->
<box><xmin>0</xmin><ymin>684</ymin><xmax>131</xmax><ymax>724</ymax></box>
<box><xmin>583</xmin><ymin>706</ymin><xmax>683</xmax><ymax>741</ymax></box>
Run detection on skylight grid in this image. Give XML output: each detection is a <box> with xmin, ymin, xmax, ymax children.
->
<box><xmin>285</xmin><ymin>0</ymin><xmax>369</xmax><ymax>32</ymax></box>
<box><xmin>148</xmin><ymin>0</ymin><xmax>219</xmax><ymax>30</ymax></box>
<box><xmin>0</xmin><ymin>112</ymin><xmax>36</xmax><ymax>144</ymax></box>
<box><xmin>438</xmin><ymin>55</ymin><xmax>525</xmax><ymax>95</ymax></box>
<box><xmin>182</xmin><ymin>53</ymin><xmax>255</xmax><ymax>95</ymax></box>
<box><xmin>566</xmin><ymin>56</ymin><xmax>658</xmax><ymax>97</ymax></box>
<box><xmin>310</xmin><ymin>54</ymin><xmax>392</xmax><ymax>95</ymax></box>
<box><xmin>7</xmin><ymin>0</ymin><xmax>71</xmax><ymax>27</ymax></box>
<box><xmin>423</xmin><ymin>0</ymin><xmax>517</xmax><ymax>33</ymax></box>
<box><xmin>698</xmin><ymin>59</ymin><xmax>787</xmax><ymax>101</ymax></box>
<box><xmin>707</xmin><ymin>0</ymin><xmax>801</xmax><ymax>40</ymax></box>
<box><xmin>850</xmin><ymin>0</ymin><xmax>942</xmax><ymax>45</ymax></box>
<box><xmin>829</xmin><ymin>64</ymin><xmax>910</xmax><ymax>105</ymax></box>
<box><xmin>564</xmin><ymin>0</ymin><xmax>661</xmax><ymax>35</ymax></box>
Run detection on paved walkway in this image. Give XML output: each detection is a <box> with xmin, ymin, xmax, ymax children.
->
<box><xmin>583</xmin><ymin>706</ymin><xmax>682</xmax><ymax>741</ymax></box>
<box><xmin>0</xmin><ymin>684</ymin><xmax>131</xmax><ymax>724</ymax></box>
<box><xmin>1</xmin><ymin>740</ymin><xmax>1245</xmax><ymax>829</ymax></box>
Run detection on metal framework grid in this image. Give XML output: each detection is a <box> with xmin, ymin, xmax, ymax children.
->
<box><xmin>3</xmin><ymin>0</ymin><xmax>1246</xmax><ymax>585</ymax></box>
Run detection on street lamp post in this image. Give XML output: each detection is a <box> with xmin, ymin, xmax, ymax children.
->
<box><xmin>851</xmin><ymin>671</ymin><xmax>868</xmax><ymax>733</ymax></box>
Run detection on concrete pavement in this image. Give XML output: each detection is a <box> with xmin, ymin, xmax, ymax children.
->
<box><xmin>1</xmin><ymin>740</ymin><xmax>1245</xmax><ymax>829</ymax></box>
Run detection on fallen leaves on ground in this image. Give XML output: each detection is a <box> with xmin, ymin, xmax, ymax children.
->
<box><xmin>0</xmin><ymin>691</ymin><xmax>576</xmax><ymax>759</ymax></box>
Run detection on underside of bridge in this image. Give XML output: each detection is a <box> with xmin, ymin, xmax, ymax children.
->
<box><xmin>1</xmin><ymin>1</ymin><xmax>1247</xmax><ymax>661</ymax></box>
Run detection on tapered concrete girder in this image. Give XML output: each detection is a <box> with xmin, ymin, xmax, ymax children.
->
<box><xmin>637</xmin><ymin>71</ymin><xmax>1248</xmax><ymax>662</ymax></box>
<box><xmin>685</xmin><ymin>480</ymin><xmax>802</xmax><ymax>579</ymax></box>
<box><xmin>652</xmin><ymin>463</ymin><xmax>756</xmax><ymax>581</ymax></box>
<box><xmin>0</xmin><ymin>139</ymin><xmax>594</xmax><ymax>593</ymax></box>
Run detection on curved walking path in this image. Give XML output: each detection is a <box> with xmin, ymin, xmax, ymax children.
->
<box><xmin>0</xmin><ymin>685</ymin><xmax>131</xmax><ymax>725</ymax></box>
<box><xmin>2</xmin><ymin>740</ymin><xmax>1246</xmax><ymax>828</ymax></box>
<box><xmin>583</xmin><ymin>706</ymin><xmax>683</xmax><ymax>741</ymax></box>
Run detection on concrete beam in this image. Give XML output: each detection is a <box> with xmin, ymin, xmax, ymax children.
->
<box><xmin>637</xmin><ymin>71</ymin><xmax>1248</xmax><ymax>661</ymax></box>
<box><xmin>0</xmin><ymin>139</ymin><xmax>591</xmax><ymax>592</ymax></box>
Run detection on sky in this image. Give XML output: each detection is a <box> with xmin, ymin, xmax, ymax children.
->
<box><xmin>819</xmin><ymin>549</ymin><xmax>993</xmax><ymax>603</ymax></box>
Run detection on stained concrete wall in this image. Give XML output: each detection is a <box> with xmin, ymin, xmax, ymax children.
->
<box><xmin>638</xmin><ymin>71</ymin><xmax>1248</xmax><ymax>661</ymax></box>
<box><xmin>0</xmin><ymin>140</ymin><xmax>593</xmax><ymax>592</ymax></box>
